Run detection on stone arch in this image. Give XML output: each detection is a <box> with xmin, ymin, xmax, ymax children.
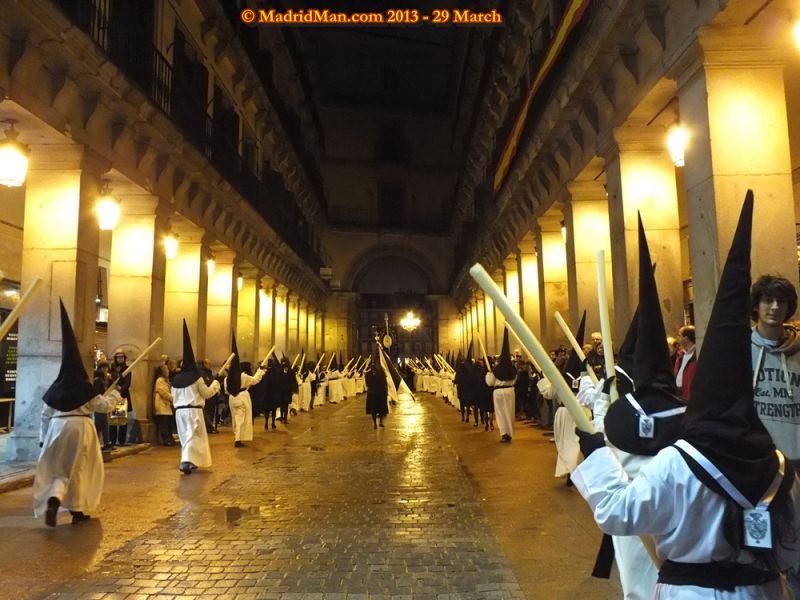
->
<box><xmin>341</xmin><ymin>244</ymin><xmax>440</xmax><ymax>294</ymax></box>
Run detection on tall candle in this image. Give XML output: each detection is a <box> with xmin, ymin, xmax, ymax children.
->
<box><xmin>596</xmin><ymin>251</ymin><xmax>618</xmax><ymax>402</ymax></box>
<box><xmin>469</xmin><ymin>263</ymin><xmax>594</xmax><ymax>433</ymax></box>
<box><xmin>0</xmin><ymin>277</ymin><xmax>42</xmax><ymax>341</ymax></box>
<box><xmin>554</xmin><ymin>311</ymin><xmax>599</xmax><ymax>385</ymax></box>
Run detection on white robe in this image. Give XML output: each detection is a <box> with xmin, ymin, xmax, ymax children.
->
<box><xmin>572</xmin><ymin>445</ymin><xmax>800</xmax><ymax>599</ymax></box>
<box><xmin>486</xmin><ymin>372</ymin><xmax>515</xmax><ymax>437</ymax></box>
<box><xmin>172</xmin><ymin>377</ymin><xmax>220</xmax><ymax>468</ymax></box>
<box><xmin>33</xmin><ymin>392</ymin><xmax>118</xmax><ymax>517</ymax></box>
<box><xmin>328</xmin><ymin>373</ymin><xmax>344</xmax><ymax>403</ymax></box>
<box><xmin>226</xmin><ymin>369</ymin><xmax>264</xmax><ymax>442</ymax></box>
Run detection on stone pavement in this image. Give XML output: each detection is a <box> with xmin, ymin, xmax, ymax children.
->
<box><xmin>0</xmin><ymin>393</ymin><xmax>622</xmax><ymax>599</ymax></box>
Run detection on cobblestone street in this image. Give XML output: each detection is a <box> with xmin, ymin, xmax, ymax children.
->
<box><xmin>0</xmin><ymin>394</ymin><xmax>621</xmax><ymax>599</ymax></box>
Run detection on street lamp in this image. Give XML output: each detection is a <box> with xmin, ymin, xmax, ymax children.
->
<box><xmin>667</xmin><ymin>126</ymin><xmax>689</xmax><ymax>167</ymax></box>
<box><xmin>164</xmin><ymin>234</ymin><xmax>179</xmax><ymax>259</ymax></box>
<box><xmin>400</xmin><ymin>311</ymin><xmax>421</xmax><ymax>332</ymax></box>
<box><xmin>0</xmin><ymin>119</ymin><xmax>30</xmax><ymax>187</ymax></box>
<box><xmin>237</xmin><ymin>273</ymin><xmax>244</xmax><ymax>291</ymax></box>
<box><xmin>207</xmin><ymin>254</ymin><xmax>216</xmax><ymax>276</ymax></box>
<box><xmin>96</xmin><ymin>183</ymin><xmax>121</xmax><ymax>231</ymax></box>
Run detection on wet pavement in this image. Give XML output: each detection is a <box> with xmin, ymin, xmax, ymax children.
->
<box><xmin>0</xmin><ymin>393</ymin><xmax>621</xmax><ymax>599</ymax></box>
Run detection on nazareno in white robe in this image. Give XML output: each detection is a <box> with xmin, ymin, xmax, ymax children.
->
<box><xmin>33</xmin><ymin>392</ymin><xmax>119</xmax><ymax>517</ymax></box>
<box><xmin>572</xmin><ymin>444</ymin><xmax>800</xmax><ymax>599</ymax></box>
<box><xmin>172</xmin><ymin>377</ymin><xmax>220</xmax><ymax>467</ymax></box>
<box><xmin>485</xmin><ymin>372</ymin><xmax>515</xmax><ymax>437</ymax></box>
<box><xmin>589</xmin><ymin>387</ymin><xmax>659</xmax><ymax>600</ymax></box>
<box><xmin>225</xmin><ymin>369</ymin><xmax>264</xmax><ymax>442</ymax></box>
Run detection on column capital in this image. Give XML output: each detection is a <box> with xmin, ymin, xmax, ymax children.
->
<box><xmin>118</xmin><ymin>194</ymin><xmax>160</xmax><ymax>216</ymax></box>
<box><xmin>611</xmin><ymin>126</ymin><xmax>669</xmax><ymax>154</ymax></box>
<box><xmin>567</xmin><ymin>180</ymin><xmax>607</xmax><ymax>202</ymax></box>
<box><xmin>275</xmin><ymin>284</ymin><xmax>289</xmax><ymax>297</ymax></box>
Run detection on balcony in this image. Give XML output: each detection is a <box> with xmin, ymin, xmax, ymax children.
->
<box><xmin>53</xmin><ymin>0</ymin><xmax>323</xmax><ymax>272</ymax></box>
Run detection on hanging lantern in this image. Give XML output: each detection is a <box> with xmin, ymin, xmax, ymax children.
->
<box><xmin>667</xmin><ymin>126</ymin><xmax>689</xmax><ymax>167</ymax></box>
<box><xmin>96</xmin><ymin>185</ymin><xmax>121</xmax><ymax>231</ymax></box>
<box><xmin>0</xmin><ymin>120</ymin><xmax>30</xmax><ymax>188</ymax></box>
<box><xmin>164</xmin><ymin>235</ymin><xmax>179</xmax><ymax>259</ymax></box>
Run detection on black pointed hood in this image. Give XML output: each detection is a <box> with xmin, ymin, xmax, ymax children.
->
<box><xmin>42</xmin><ymin>300</ymin><xmax>95</xmax><ymax>411</ymax></box>
<box><xmin>227</xmin><ymin>329</ymin><xmax>242</xmax><ymax>396</ymax></box>
<box><xmin>564</xmin><ymin>310</ymin><xmax>586</xmax><ymax>383</ymax></box>
<box><xmin>466</xmin><ymin>339</ymin><xmax>474</xmax><ymax>362</ymax></box>
<box><xmin>172</xmin><ymin>320</ymin><xmax>202</xmax><ymax>388</ymax></box>
<box><xmin>681</xmin><ymin>191</ymin><xmax>779</xmax><ymax>505</ymax></box>
<box><xmin>493</xmin><ymin>329</ymin><xmax>516</xmax><ymax>380</ymax></box>
<box><xmin>604</xmin><ymin>215</ymin><xmax>686</xmax><ymax>456</ymax></box>
<box><xmin>331</xmin><ymin>353</ymin><xmax>339</xmax><ymax>371</ymax></box>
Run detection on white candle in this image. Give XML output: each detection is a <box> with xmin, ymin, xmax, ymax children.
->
<box><xmin>596</xmin><ymin>251</ymin><xmax>618</xmax><ymax>402</ymax></box>
<box><xmin>261</xmin><ymin>345</ymin><xmax>277</xmax><ymax>368</ymax></box>
<box><xmin>218</xmin><ymin>352</ymin><xmax>236</xmax><ymax>374</ymax></box>
<box><xmin>475</xmin><ymin>331</ymin><xmax>492</xmax><ymax>372</ymax></box>
<box><xmin>469</xmin><ymin>263</ymin><xmax>595</xmax><ymax>433</ymax></box>
<box><xmin>0</xmin><ymin>277</ymin><xmax>42</xmax><ymax>341</ymax></box>
<box><xmin>121</xmin><ymin>337</ymin><xmax>163</xmax><ymax>378</ymax></box>
<box><xmin>554</xmin><ymin>311</ymin><xmax>599</xmax><ymax>385</ymax></box>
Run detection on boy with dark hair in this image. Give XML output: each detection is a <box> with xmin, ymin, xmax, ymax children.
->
<box><xmin>750</xmin><ymin>274</ymin><xmax>800</xmax><ymax>463</ymax></box>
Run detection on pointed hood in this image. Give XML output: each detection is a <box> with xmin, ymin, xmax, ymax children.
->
<box><xmin>42</xmin><ymin>300</ymin><xmax>95</xmax><ymax>411</ymax></box>
<box><xmin>681</xmin><ymin>191</ymin><xmax>779</xmax><ymax>505</ymax></box>
<box><xmin>563</xmin><ymin>310</ymin><xmax>586</xmax><ymax>383</ymax></box>
<box><xmin>466</xmin><ymin>339</ymin><xmax>474</xmax><ymax>362</ymax></box>
<box><xmin>227</xmin><ymin>329</ymin><xmax>242</xmax><ymax>396</ymax></box>
<box><xmin>331</xmin><ymin>353</ymin><xmax>339</xmax><ymax>371</ymax></box>
<box><xmin>172</xmin><ymin>320</ymin><xmax>202</xmax><ymax>388</ymax></box>
<box><xmin>604</xmin><ymin>215</ymin><xmax>686</xmax><ymax>456</ymax></box>
<box><xmin>615</xmin><ymin>306</ymin><xmax>639</xmax><ymax>395</ymax></box>
<box><xmin>493</xmin><ymin>328</ymin><xmax>516</xmax><ymax>380</ymax></box>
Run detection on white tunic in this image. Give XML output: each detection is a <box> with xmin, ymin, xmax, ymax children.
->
<box><xmin>328</xmin><ymin>372</ymin><xmax>344</xmax><ymax>403</ymax></box>
<box><xmin>33</xmin><ymin>392</ymin><xmax>118</xmax><ymax>517</ymax></box>
<box><xmin>226</xmin><ymin>369</ymin><xmax>264</xmax><ymax>442</ymax></box>
<box><xmin>485</xmin><ymin>372</ymin><xmax>515</xmax><ymax>437</ymax></box>
<box><xmin>572</xmin><ymin>445</ymin><xmax>800</xmax><ymax>599</ymax></box>
<box><xmin>172</xmin><ymin>377</ymin><xmax>220</xmax><ymax>467</ymax></box>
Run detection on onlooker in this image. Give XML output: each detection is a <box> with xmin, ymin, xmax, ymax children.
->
<box><xmin>153</xmin><ymin>364</ymin><xmax>175</xmax><ymax>446</ymax></box>
<box><xmin>92</xmin><ymin>360</ymin><xmax>112</xmax><ymax>450</ymax></box>
<box><xmin>673</xmin><ymin>325</ymin><xmax>696</xmax><ymax>401</ymax></box>
<box><xmin>109</xmin><ymin>350</ymin><xmax>131</xmax><ymax>446</ymax></box>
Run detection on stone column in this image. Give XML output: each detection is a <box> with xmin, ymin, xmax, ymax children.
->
<box><xmin>503</xmin><ymin>256</ymin><xmax>524</xmax><ymax>351</ymax></box>
<box><xmin>490</xmin><ymin>270</ymin><xmax>506</xmax><ymax>351</ymax></box>
<box><xmin>8</xmin><ymin>145</ymin><xmax>105</xmax><ymax>462</ymax></box>
<box><xmin>537</xmin><ymin>215</ymin><xmax>569</xmax><ymax>348</ymax></box>
<box><xmin>565</xmin><ymin>181</ymin><xmax>613</xmax><ymax>337</ymax></box>
<box><xmin>483</xmin><ymin>290</ymin><xmax>496</xmax><ymax>355</ymax></box>
<box><xmin>467</xmin><ymin>300</ymin><xmax>477</xmax><ymax>350</ymax></box>
<box><xmin>672</xmin><ymin>28</ymin><xmax>799</xmax><ymax>343</ymax></box>
<box><xmin>298</xmin><ymin>299</ymin><xmax>308</xmax><ymax>355</ymax></box>
<box><xmin>236</xmin><ymin>269</ymin><xmax>260</xmax><ymax>363</ymax></box>
<box><xmin>475</xmin><ymin>292</ymin><xmax>487</xmax><ymax>356</ymax></box>
<box><xmin>257</xmin><ymin>276</ymin><xmax>274</xmax><ymax>361</ymax></box>
<box><xmin>307</xmin><ymin>307</ymin><xmax>317</xmax><ymax>357</ymax></box>
<box><xmin>603</xmin><ymin>127</ymin><xmax>683</xmax><ymax>343</ymax></box>
<box><xmin>287</xmin><ymin>293</ymin><xmax>299</xmax><ymax>356</ymax></box>
<box><xmin>205</xmin><ymin>248</ymin><xmax>237</xmax><ymax>368</ymax></box>
<box><xmin>106</xmin><ymin>193</ymin><xmax>170</xmax><ymax>438</ymax></box>
<box><xmin>273</xmin><ymin>285</ymin><xmax>288</xmax><ymax>355</ymax></box>
<box><xmin>163</xmin><ymin>224</ymin><xmax>208</xmax><ymax>360</ymax></box>
<box><xmin>318</xmin><ymin>310</ymin><xmax>325</xmax><ymax>354</ymax></box>
<box><xmin>518</xmin><ymin>234</ymin><xmax>541</xmax><ymax>340</ymax></box>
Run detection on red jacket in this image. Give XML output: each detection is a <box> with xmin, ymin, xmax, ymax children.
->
<box><xmin>674</xmin><ymin>349</ymin><xmax>696</xmax><ymax>401</ymax></box>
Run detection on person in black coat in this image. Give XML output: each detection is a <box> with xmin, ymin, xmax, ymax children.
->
<box><xmin>278</xmin><ymin>358</ymin><xmax>294</xmax><ymax>424</ymax></box>
<box><xmin>263</xmin><ymin>359</ymin><xmax>282</xmax><ymax>430</ymax></box>
<box><xmin>109</xmin><ymin>351</ymin><xmax>132</xmax><ymax>446</ymax></box>
<box><xmin>365</xmin><ymin>363</ymin><xmax>389</xmax><ymax>429</ymax></box>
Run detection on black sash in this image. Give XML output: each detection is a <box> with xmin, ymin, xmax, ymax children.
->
<box><xmin>54</xmin><ymin>414</ymin><xmax>92</xmax><ymax>418</ymax></box>
<box><xmin>494</xmin><ymin>385</ymin><xmax>514</xmax><ymax>390</ymax></box>
<box><xmin>174</xmin><ymin>405</ymin><xmax>203</xmax><ymax>411</ymax></box>
<box><xmin>658</xmin><ymin>559</ymin><xmax>778</xmax><ymax>591</ymax></box>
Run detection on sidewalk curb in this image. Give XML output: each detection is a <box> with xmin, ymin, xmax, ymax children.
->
<box><xmin>0</xmin><ymin>443</ymin><xmax>152</xmax><ymax>495</ymax></box>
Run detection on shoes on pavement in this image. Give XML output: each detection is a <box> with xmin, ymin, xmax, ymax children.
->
<box><xmin>70</xmin><ymin>511</ymin><xmax>90</xmax><ymax>524</ymax></box>
<box><xmin>234</xmin><ymin>441</ymin><xmax>244</xmax><ymax>447</ymax></box>
<box><xmin>45</xmin><ymin>496</ymin><xmax>60</xmax><ymax>527</ymax></box>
